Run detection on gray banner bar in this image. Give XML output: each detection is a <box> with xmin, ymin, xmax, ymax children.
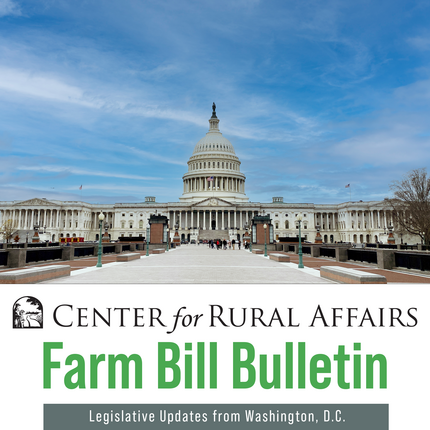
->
<box><xmin>44</xmin><ymin>404</ymin><xmax>388</xmax><ymax>429</ymax></box>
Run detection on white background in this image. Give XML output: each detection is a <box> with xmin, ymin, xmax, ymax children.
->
<box><xmin>1</xmin><ymin>284</ymin><xmax>429</xmax><ymax>429</ymax></box>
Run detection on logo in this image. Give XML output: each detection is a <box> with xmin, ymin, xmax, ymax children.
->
<box><xmin>13</xmin><ymin>296</ymin><xmax>43</xmax><ymax>329</ymax></box>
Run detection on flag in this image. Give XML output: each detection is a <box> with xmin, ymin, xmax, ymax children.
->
<box><xmin>207</xmin><ymin>176</ymin><xmax>214</xmax><ymax>181</ymax></box>
<box><xmin>79</xmin><ymin>185</ymin><xmax>83</xmax><ymax>190</ymax></box>
<box><xmin>345</xmin><ymin>184</ymin><xmax>350</xmax><ymax>188</ymax></box>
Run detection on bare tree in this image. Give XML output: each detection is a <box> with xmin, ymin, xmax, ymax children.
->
<box><xmin>388</xmin><ymin>168</ymin><xmax>430</xmax><ymax>245</ymax></box>
<box><xmin>0</xmin><ymin>219</ymin><xmax>14</xmax><ymax>244</ymax></box>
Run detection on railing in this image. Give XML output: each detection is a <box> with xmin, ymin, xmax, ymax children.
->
<box><xmin>122</xmin><ymin>244</ymin><xmax>131</xmax><ymax>252</ymax></box>
<box><xmin>0</xmin><ymin>251</ymin><xmax>7</xmax><ymax>266</ymax></box>
<box><xmin>28</xmin><ymin>243</ymin><xmax>46</xmax><ymax>248</ymax></box>
<box><xmin>74</xmin><ymin>247</ymin><xmax>95</xmax><ymax>258</ymax></box>
<box><xmin>378</xmin><ymin>244</ymin><xmax>397</xmax><ymax>249</ymax></box>
<box><xmin>400</xmin><ymin>245</ymin><xmax>418</xmax><ymax>250</ymax></box>
<box><xmin>366</xmin><ymin>243</ymin><xmax>377</xmax><ymax>248</ymax></box>
<box><xmin>320</xmin><ymin>248</ymin><xmax>336</xmax><ymax>258</ymax></box>
<box><xmin>395</xmin><ymin>253</ymin><xmax>430</xmax><ymax>271</ymax></box>
<box><xmin>302</xmin><ymin>246</ymin><xmax>311</xmax><ymax>254</ymax></box>
<box><xmin>289</xmin><ymin>245</ymin><xmax>295</xmax><ymax>252</ymax></box>
<box><xmin>26</xmin><ymin>248</ymin><xmax>62</xmax><ymax>264</ymax></box>
<box><xmin>102</xmin><ymin>245</ymin><xmax>116</xmax><ymax>254</ymax></box>
<box><xmin>348</xmin><ymin>249</ymin><xmax>378</xmax><ymax>264</ymax></box>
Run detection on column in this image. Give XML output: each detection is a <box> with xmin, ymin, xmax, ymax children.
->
<box><xmin>203</xmin><ymin>211</ymin><xmax>206</xmax><ymax>230</ymax></box>
<box><xmin>234</xmin><ymin>211</ymin><xmax>237</xmax><ymax>229</ymax></box>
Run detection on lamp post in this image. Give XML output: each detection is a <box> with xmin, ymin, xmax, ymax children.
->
<box><xmin>263</xmin><ymin>223</ymin><xmax>267</xmax><ymax>257</ymax></box>
<box><xmin>146</xmin><ymin>225</ymin><xmax>150</xmax><ymax>256</ymax></box>
<box><xmin>166</xmin><ymin>228</ymin><xmax>170</xmax><ymax>251</ymax></box>
<box><xmin>249</xmin><ymin>227</ymin><xmax>253</xmax><ymax>252</ymax></box>
<box><xmin>297</xmin><ymin>213</ymin><xmax>304</xmax><ymax>268</ymax></box>
<box><xmin>96</xmin><ymin>212</ymin><xmax>105</xmax><ymax>267</ymax></box>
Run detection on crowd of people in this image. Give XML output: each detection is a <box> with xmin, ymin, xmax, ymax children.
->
<box><xmin>207</xmin><ymin>239</ymin><xmax>249</xmax><ymax>250</ymax></box>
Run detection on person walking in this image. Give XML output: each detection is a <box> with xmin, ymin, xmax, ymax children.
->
<box><xmin>232</xmin><ymin>239</ymin><xmax>235</xmax><ymax>250</ymax></box>
<box><xmin>238</xmin><ymin>240</ymin><xmax>241</xmax><ymax>250</ymax></box>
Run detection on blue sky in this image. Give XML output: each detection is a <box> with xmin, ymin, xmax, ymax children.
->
<box><xmin>1</xmin><ymin>0</ymin><xmax>430</xmax><ymax>204</ymax></box>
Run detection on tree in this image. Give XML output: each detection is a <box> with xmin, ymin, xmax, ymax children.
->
<box><xmin>388</xmin><ymin>168</ymin><xmax>430</xmax><ymax>245</ymax></box>
<box><xmin>0</xmin><ymin>219</ymin><xmax>14</xmax><ymax>244</ymax></box>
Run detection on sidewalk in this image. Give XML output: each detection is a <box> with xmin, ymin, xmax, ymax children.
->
<box><xmin>40</xmin><ymin>245</ymin><xmax>331</xmax><ymax>284</ymax></box>
<box><xmin>31</xmin><ymin>244</ymin><xmax>430</xmax><ymax>284</ymax></box>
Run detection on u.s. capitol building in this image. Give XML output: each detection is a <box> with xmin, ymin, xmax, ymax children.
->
<box><xmin>1</xmin><ymin>105</ymin><xmax>402</xmax><ymax>244</ymax></box>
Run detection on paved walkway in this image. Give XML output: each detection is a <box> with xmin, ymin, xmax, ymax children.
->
<box><xmin>40</xmin><ymin>245</ymin><xmax>332</xmax><ymax>284</ymax></box>
<box><xmin>3</xmin><ymin>244</ymin><xmax>430</xmax><ymax>283</ymax></box>
<box><xmin>31</xmin><ymin>244</ymin><xmax>430</xmax><ymax>284</ymax></box>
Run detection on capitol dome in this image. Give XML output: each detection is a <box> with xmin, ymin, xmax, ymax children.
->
<box><xmin>180</xmin><ymin>104</ymin><xmax>248</xmax><ymax>203</ymax></box>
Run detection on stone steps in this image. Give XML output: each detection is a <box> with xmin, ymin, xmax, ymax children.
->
<box><xmin>198</xmin><ymin>229</ymin><xmax>230</xmax><ymax>241</ymax></box>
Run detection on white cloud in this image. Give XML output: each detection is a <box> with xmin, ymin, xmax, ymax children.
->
<box><xmin>17</xmin><ymin>165</ymin><xmax>160</xmax><ymax>181</ymax></box>
<box><xmin>0</xmin><ymin>0</ymin><xmax>21</xmax><ymax>17</ymax></box>
<box><xmin>408</xmin><ymin>35</ymin><xmax>430</xmax><ymax>51</ymax></box>
<box><xmin>119</xmin><ymin>145</ymin><xmax>185</xmax><ymax>166</ymax></box>
<box><xmin>0</xmin><ymin>66</ymin><xmax>99</xmax><ymax>106</ymax></box>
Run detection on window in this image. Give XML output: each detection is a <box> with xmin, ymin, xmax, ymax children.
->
<box><xmin>130</xmin><ymin>213</ymin><xmax>133</xmax><ymax>217</ymax></box>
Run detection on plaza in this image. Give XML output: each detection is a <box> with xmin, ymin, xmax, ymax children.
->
<box><xmin>34</xmin><ymin>245</ymin><xmax>430</xmax><ymax>284</ymax></box>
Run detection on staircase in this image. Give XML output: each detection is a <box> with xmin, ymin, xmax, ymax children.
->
<box><xmin>198</xmin><ymin>229</ymin><xmax>230</xmax><ymax>241</ymax></box>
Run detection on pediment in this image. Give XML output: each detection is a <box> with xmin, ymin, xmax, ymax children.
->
<box><xmin>14</xmin><ymin>198</ymin><xmax>59</xmax><ymax>207</ymax></box>
<box><xmin>193</xmin><ymin>197</ymin><xmax>234</xmax><ymax>208</ymax></box>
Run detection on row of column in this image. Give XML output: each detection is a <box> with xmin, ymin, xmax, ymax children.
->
<box><xmin>92</xmin><ymin>211</ymin><xmax>115</xmax><ymax>229</ymax></box>
<box><xmin>183</xmin><ymin>176</ymin><xmax>245</xmax><ymax>194</ymax></box>
<box><xmin>190</xmin><ymin>161</ymin><xmax>239</xmax><ymax>171</ymax></box>
<box><xmin>339</xmin><ymin>210</ymin><xmax>394</xmax><ymax>231</ymax></box>
<box><xmin>0</xmin><ymin>208</ymin><xmax>87</xmax><ymax>230</ymax></box>
<box><xmin>170</xmin><ymin>210</ymin><xmax>260</xmax><ymax>230</ymax></box>
<box><xmin>314</xmin><ymin>212</ymin><xmax>337</xmax><ymax>231</ymax></box>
